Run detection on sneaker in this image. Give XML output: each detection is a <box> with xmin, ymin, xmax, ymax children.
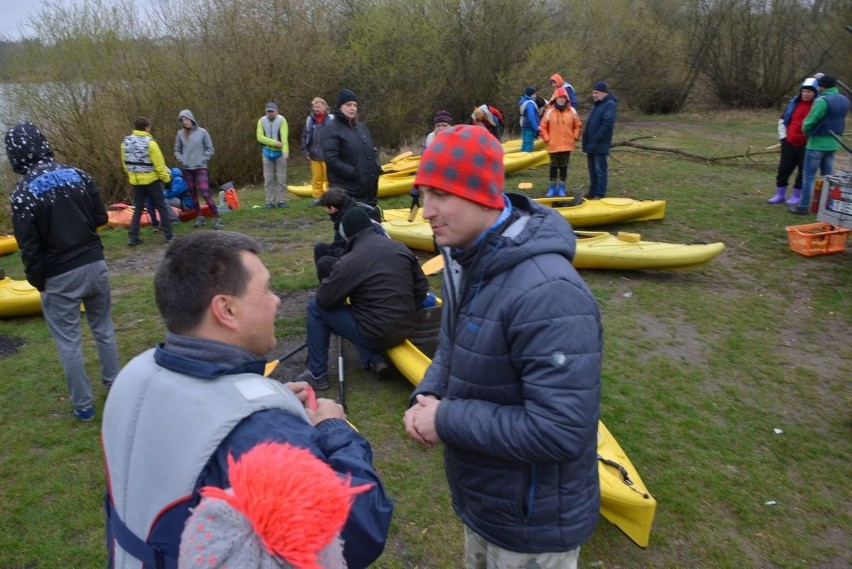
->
<box><xmin>128</xmin><ymin>239</ymin><xmax>143</xmax><ymax>246</ymax></box>
<box><xmin>788</xmin><ymin>206</ymin><xmax>809</xmax><ymax>215</ymax></box>
<box><xmin>152</xmin><ymin>227</ymin><xmax>161</xmax><ymax>233</ymax></box>
<box><xmin>369</xmin><ymin>355</ymin><xmax>391</xmax><ymax>381</ymax></box>
<box><xmin>264</xmin><ymin>203</ymin><xmax>276</xmax><ymax>209</ymax></box>
<box><xmin>213</xmin><ymin>218</ymin><xmax>225</xmax><ymax>230</ymax></box>
<box><xmin>277</xmin><ymin>201</ymin><xmax>289</xmax><ymax>208</ymax></box>
<box><xmin>311</xmin><ymin>199</ymin><xmax>322</xmax><ymax>206</ymax></box>
<box><xmin>73</xmin><ymin>405</ymin><xmax>95</xmax><ymax>422</ymax></box>
<box><xmin>164</xmin><ymin>236</ymin><xmax>175</xmax><ymax>245</ymax></box>
<box><xmin>294</xmin><ymin>369</ymin><xmax>330</xmax><ymax>391</ymax></box>
<box><xmin>194</xmin><ymin>216</ymin><xmax>206</xmax><ymax>228</ymax></box>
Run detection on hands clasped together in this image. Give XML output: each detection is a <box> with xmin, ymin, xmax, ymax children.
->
<box><xmin>403</xmin><ymin>394</ymin><xmax>442</xmax><ymax>448</ymax></box>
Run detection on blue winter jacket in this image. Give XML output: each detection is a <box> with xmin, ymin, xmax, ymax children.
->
<box><xmin>518</xmin><ymin>95</ymin><xmax>540</xmax><ymax>132</ymax></box>
<box><xmin>582</xmin><ymin>92</ymin><xmax>617</xmax><ymax>155</ymax></box>
<box><xmin>164</xmin><ymin>167</ymin><xmax>192</xmax><ymax>210</ymax></box>
<box><xmin>412</xmin><ymin>194</ymin><xmax>601</xmax><ymax>553</ymax></box>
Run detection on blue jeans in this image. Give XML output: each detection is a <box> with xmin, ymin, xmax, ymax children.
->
<box><xmin>521</xmin><ymin>127</ymin><xmax>536</xmax><ymax>152</ymax></box>
<box><xmin>800</xmin><ymin>149</ymin><xmax>835</xmax><ymax>210</ymax></box>
<box><xmin>586</xmin><ymin>153</ymin><xmax>608</xmax><ymax>197</ymax></box>
<box><xmin>41</xmin><ymin>260</ymin><xmax>120</xmax><ymax>409</ymax></box>
<box><xmin>130</xmin><ymin>181</ymin><xmax>173</xmax><ymax>240</ymax></box>
<box><xmin>305</xmin><ymin>298</ymin><xmax>380</xmax><ymax>376</ymax></box>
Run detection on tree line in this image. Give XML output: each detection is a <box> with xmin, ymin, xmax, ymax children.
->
<box><xmin>0</xmin><ymin>0</ymin><xmax>849</xmax><ymax>204</ymax></box>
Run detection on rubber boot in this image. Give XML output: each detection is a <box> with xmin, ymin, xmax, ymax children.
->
<box><xmin>557</xmin><ymin>181</ymin><xmax>567</xmax><ymax>197</ymax></box>
<box><xmin>767</xmin><ymin>186</ymin><xmax>787</xmax><ymax>204</ymax></box>
<box><xmin>545</xmin><ymin>182</ymin><xmax>557</xmax><ymax>198</ymax></box>
<box><xmin>786</xmin><ymin>188</ymin><xmax>801</xmax><ymax>206</ymax></box>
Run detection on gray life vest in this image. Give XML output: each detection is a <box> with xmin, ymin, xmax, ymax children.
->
<box><xmin>260</xmin><ymin>114</ymin><xmax>284</xmax><ymax>143</ymax></box>
<box><xmin>122</xmin><ymin>134</ymin><xmax>154</xmax><ymax>173</ymax></box>
<box><xmin>102</xmin><ymin>349</ymin><xmax>310</xmax><ymax>569</ymax></box>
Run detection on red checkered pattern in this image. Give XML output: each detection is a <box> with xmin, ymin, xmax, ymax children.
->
<box><xmin>414</xmin><ymin>125</ymin><xmax>504</xmax><ymax>209</ymax></box>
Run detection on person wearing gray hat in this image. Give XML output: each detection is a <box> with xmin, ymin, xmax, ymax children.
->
<box><xmin>790</xmin><ymin>73</ymin><xmax>850</xmax><ymax>215</ymax></box>
<box><xmin>257</xmin><ymin>101</ymin><xmax>290</xmax><ymax>208</ymax></box>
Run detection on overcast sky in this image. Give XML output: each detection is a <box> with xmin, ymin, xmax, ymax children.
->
<box><xmin>0</xmin><ymin>0</ymin><xmax>42</xmax><ymax>39</ymax></box>
<box><xmin>0</xmin><ymin>0</ymin><xmax>156</xmax><ymax>40</ymax></box>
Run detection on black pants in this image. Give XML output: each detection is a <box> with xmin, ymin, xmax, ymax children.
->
<box><xmin>775</xmin><ymin>139</ymin><xmax>806</xmax><ymax>189</ymax></box>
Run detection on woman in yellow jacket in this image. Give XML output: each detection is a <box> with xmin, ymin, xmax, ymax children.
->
<box><xmin>539</xmin><ymin>88</ymin><xmax>582</xmax><ymax>198</ymax></box>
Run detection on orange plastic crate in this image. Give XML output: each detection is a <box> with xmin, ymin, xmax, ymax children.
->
<box><xmin>785</xmin><ymin>222</ymin><xmax>850</xmax><ymax>257</ymax></box>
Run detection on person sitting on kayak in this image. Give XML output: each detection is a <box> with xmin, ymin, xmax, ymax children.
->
<box><xmin>313</xmin><ymin>187</ymin><xmax>386</xmax><ymax>280</ymax></box>
<box><xmin>295</xmin><ymin>208</ymin><xmax>429</xmax><ymax>390</ymax></box>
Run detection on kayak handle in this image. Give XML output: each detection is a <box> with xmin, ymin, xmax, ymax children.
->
<box><xmin>598</xmin><ymin>454</ymin><xmax>652</xmax><ymax>499</ymax></box>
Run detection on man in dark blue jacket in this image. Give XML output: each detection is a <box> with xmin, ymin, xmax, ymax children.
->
<box><xmin>404</xmin><ymin>125</ymin><xmax>601</xmax><ymax>569</ymax></box>
<box><xmin>102</xmin><ymin>231</ymin><xmax>392</xmax><ymax>569</ymax></box>
<box><xmin>582</xmin><ymin>81</ymin><xmax>618</xmax><ymax>199</ymax></box>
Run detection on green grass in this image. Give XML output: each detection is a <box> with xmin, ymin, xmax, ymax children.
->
<box><xmin>1</xmin><ymin>110</ymin><xmax>850</xmax><ymax>568</ymax></box>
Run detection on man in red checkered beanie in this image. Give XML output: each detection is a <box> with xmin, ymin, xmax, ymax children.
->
<box><xmin>404</xmin><ymin>124</ymin><xmax>603</xmax><ymax>568</ymax></box>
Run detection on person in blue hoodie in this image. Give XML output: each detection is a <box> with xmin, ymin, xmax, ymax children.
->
<box><xmin>164</xmin><ymin>166</ymin><xmax>193</xmax><ymax>211</ymax></box>
<box><xmin>518</xmin><ymin>86</ymin><xmax>541</xmax><ymax>152</ymax></box>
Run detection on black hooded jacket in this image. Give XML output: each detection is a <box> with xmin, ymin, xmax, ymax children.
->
<box><xmin>320</xmin><ymin>112</ymin><xmax>382</xmax><ymax>205</ymax></box>
<box><xmin>5</xmin><ymin>122</ymin><xmax>108</xmax><ymax>290</ymax></box>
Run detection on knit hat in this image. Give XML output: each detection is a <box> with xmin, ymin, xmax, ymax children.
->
<box><xmin>414</xmin><ymin>124</ymin><xmax>504</xmax><ymax>209</ymax></box>
<box><xmin>335</xmin><ymin>89</ymin><xmax>358</xmax><ymax>108</ymax></box>
<box><xmin>800</xmin><ymin>77</ymin><xmax>818</xmax><ymax>92</ymax></box>
<box><xmin>179</xmin><ymin>442</ymin><xmax>372</xmax><ymax>569</ymax></box>
<box><xmin>554</xmin><ymin>87</ymin><xmax>569</xmax><ymax>100</ymax></box>
<box><xmin>340</xmin><ymin>207</ymin><xmax>373</xmax><ymax>239</ymax></box>
<box><xmin>817</xmin><ymin>74</ymin><xmax>836</xmax><ymax>89</ymax></box>
<box><xmin>592</xmin><ymin>81</ymin><xmax>609</xmax><ymax>93</ymax></box>
<box><xmin>265</xmin><ymin>102</ymin><xmax>278</xmax><ymax>111</ymax></box>
<box><xmin>524</xmin><ymin>86</ymin><xmax>536</xmax><ymax>97</ymax></box>
<box><xmin>432</xmin><ymin>110</ymin><xmax>453</xmax><ymax>126</ymax></box>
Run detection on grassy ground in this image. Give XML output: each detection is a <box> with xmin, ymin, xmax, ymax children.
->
<box><xmin>0</xmin><ymin>110</ymin><xmax>850</xmax><ymax>568</ymax></box>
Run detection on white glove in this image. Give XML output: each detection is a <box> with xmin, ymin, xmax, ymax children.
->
<box><xmin>777</xmin><ymin>119</ymin><xmax>787</xmax><ymax>140</ymax></box>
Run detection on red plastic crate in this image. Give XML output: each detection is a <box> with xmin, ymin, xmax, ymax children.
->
<box><xmin>785</xmin><ymin>222</ymin><xmax>850</xmax><ymax>257</ymax></box>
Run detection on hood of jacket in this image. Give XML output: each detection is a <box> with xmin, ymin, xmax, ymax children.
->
<box><xmin>550</xmin><ymin>73</ymin><xmax>564</xmax><ymax>85</ymax></box>
<box><xmin>4</xmin><ymin>122</ymin><xmax>54</xmax><ymax>175</ymax></box>
<box><xmin>456</xmin><ymin>194</ymin><xmax>577</xmax><ymax>280</ymax></box>
<box><xmin>177</xmin><ymin>109</ymin><xmax>197</xmax><ymax>127</ymax></box>
<box><xmin>170</xmin><ymin>166</ymin><xmax>183</xmax><ymax>178</ymax></box>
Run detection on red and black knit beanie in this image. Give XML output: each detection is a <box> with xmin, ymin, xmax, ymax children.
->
<box><xmin>414</xmin><ymin>125</ymin><xmax>504</xmax><ymax>209</ymax></box>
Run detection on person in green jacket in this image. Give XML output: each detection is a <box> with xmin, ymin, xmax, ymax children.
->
<box><xmin>790</xmin><ymin>74</ymin><xmax>850</xmax><ymax>215</ymax></box>
<box><xmin>256</xmin><ymin>102</ymin><xmax>289</xmax><ymax>209</ymax></box>
<box><xmin>121</xmin><ymin>117</ymin><xmax>173</xmax><ymax>245</ymax></box>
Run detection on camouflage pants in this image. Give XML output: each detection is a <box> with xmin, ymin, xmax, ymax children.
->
<box><xmin>464</xmin><ymin>526</ymin><xmax>580</xmax><ymax>569</ymax></box>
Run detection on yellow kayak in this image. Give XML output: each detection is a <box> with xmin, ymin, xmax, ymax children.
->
<box><xmin>385</xmin><ymin>338</ymin><xmax>657</xmax><ymax>547</ymax></box>
<box><xmin>0</xmin><ymin>235</ymin><xmax>19</xmax><ymax>256</ymax></box>
<box><xmin>535</xmin><ymin>197</ymin><xmax>667</xmax><ymax>226</ymax></box>
<box><xmin>288</xmin><ymin>144</ymin><xmax>550</xmax><ymax>199</ymax></box>
<box><xmin>0</xmin><ymin>275</ymin><xmax>42</xmax><ymax>318</ymax></box>
<box><xmin>382</xmin><ymin>211</ymin><xmax>724</xmax><ymax>271</ymax></box>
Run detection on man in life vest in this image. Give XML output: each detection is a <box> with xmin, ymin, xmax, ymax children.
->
<box><xmin>121</xmin><ymin>116</ymin><xmax>174</xmax><ymax>245</ymax></box>
<box><xmin>257</xmin><ymin>101</ymin><xmax>289</xmax><ymax>209</ymax></box>
<box><xmin>102</xmin><ymin>231</ymin><xmax>392</xmax><ymax>569</ymax></box>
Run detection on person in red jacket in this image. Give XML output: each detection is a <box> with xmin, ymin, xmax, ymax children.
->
<box><xmin>769</xmin><ymin>77</ymin><xmax>818</xmax><ymax>204</ymax></box>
